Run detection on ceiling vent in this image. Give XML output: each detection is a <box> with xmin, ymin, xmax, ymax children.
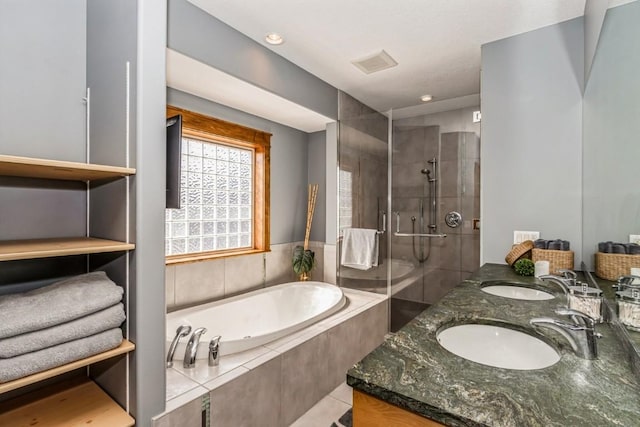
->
<box><xmin>351</xmin><ymin>50</ymin><xmax>398</xmax><ymax>74</ymax></box>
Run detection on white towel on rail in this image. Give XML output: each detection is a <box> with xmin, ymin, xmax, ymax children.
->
<box><xmin>341</xmin><ymin>228</ymin><xmax>379</xmax><ymax>270</ymax></box>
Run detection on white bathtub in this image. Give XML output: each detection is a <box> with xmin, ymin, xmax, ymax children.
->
<box><xmin>166</xmin><ymin>281</ymin><xmax>346</xmax><ymax>359</ymax></box>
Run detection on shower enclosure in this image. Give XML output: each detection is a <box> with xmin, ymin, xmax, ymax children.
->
<box><xmin>337</xmin><ymin>92</ymin><xmax>480</xmax><ymax>331</ymax></box>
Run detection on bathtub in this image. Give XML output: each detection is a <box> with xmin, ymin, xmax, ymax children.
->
<box><xmin>166</xmin><ymin>281</ymin><xmax>346</xmax><ymax>359</ymax></box>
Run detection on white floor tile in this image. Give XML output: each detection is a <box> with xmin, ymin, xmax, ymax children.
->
<box><xmin>289</xmin><ymin>395</ymin><xmax>351</xmax><ymax>427</ymax></box>
<box><xmin>329</xmin><ymin>382</ymin><xmax>353</xmax><ymax>405</ymax></box>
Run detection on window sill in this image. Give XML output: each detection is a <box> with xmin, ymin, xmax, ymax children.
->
<box><xmin>165</xmin><ymin>248</ymin><xmax>270</xmax><ymax>266</ymax></box>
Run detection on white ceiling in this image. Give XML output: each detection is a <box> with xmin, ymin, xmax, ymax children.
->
<box><xmin>171</xmin><ymin>0</ymin><xmax>636</xmax><ymax>131</ymax></box>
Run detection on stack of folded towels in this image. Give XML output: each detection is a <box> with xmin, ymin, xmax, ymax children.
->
<box><xmin>0</xmin><ymin>272</ymin><xmax>125</xmax><ymax>383</ymax></box>
<box><xmin>598</xmin><ymin>241</ymin><xmax>640</xmax><ymax>255</ymax></box>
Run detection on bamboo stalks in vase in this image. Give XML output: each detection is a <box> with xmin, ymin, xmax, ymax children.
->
<box><xmin>303</xmin><ymin>184</ymin><xmax>319</xmax><ymax>251</ymax></box>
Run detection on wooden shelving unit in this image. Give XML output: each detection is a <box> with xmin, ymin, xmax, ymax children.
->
<box><xmin>0</xmin><ymin>154</ymin><xmax>136</xmax><ymax>425</ymax></box>
<box><xmin>0</xmin><ymin>237</ymin><xmax>135</xmax><ymax>261</ymax></box>
<box><xmin>0</xmin><ymin>377</ymin><xmax>135</xmax><ymax>427</ymax></box>
<box><xmin>0</xmin><ymin>154</ymin><xmax>135</xmax><ymax>181</ymax></box>
<box><xmin>0</xmin><ymin>340</ymin><xmax>135</xmax><ymax>394</ymax></box>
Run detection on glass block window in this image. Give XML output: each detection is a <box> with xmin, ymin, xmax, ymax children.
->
<box><xmin>339</xmin><ymin>168</ymin><xmax>353</xmax><ymax>232</ymax></box>
<box><xmin>166</xmin><ymin>137</ymin><xmax>253</xmax><ymax>256</ymax></box>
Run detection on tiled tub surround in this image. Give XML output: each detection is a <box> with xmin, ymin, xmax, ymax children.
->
<box><xmin>348</xmin><ymin>264</ymin><xmax>640</xmax><ymax>427</ymax></box>
<box><xmin>166</xmin><ymin>241</ymin><xmax>328</xmax><ymax>310</ymax></box>
<box><xmin>154</xmin><ymin>288</ymin><xmax>387</xmax><ymax>427</ymax></box>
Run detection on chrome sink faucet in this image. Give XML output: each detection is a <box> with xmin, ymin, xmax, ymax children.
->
<box><xmin>167</xmin><ymin>325</ymin><xmax>191</xmax><ymax>368</ymax></box>
<box><xmin>183</xmin><ymin>327</ymin><xmax>208</xmax><ymax>368</ymax></box>
<box><xmin>538</xmin><ymin>275</ymin><xmax>575</xmax><ymax>295</ymax></box>
<box><xmin>530</xmin><ymin>308</ymin><xmax>602</xmax><ymax>359</ymax></box>
<box><xmin>614</xmin><ymin>275</ymin><xmax>640</xmax><ymax>291</ymax></box>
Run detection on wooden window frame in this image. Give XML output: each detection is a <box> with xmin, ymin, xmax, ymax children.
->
<box><xmin>166</xmin><ymin>105</ymin><xmax>271</xmax><ymax>265</ymax></box>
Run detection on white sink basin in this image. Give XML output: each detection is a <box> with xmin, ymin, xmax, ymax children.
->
<box><xmin>437</xmin><ymin>324</ymin><xmax>560</xmax><ymax>370</ymax></box>
<box><xmin>481</xmin><ymin>284</ymin><xmax>554</xmax><ymax>301</ymax></box>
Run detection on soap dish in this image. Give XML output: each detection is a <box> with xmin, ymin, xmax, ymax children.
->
<box><xmin>505</xmin><ymin>240</ymin><xmax>534</xmax><ymax>265</ymax></box>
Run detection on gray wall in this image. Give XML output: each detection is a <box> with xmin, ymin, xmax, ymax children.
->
<box><xmin>168</xmin><ymin>88</ymin><xmax>309</xmax><ymax>244</ymax></box>
<box><xmin>167</xmin><ymin>0</ymin><xmax>337</xmax><ymax>120</ymax></box>
<box><xmin>0</xmin><ymin>0</ymin><xmax>88</xmax><ymax>243</ymax></box>
<box><xmin>584</xmin><ymin>0</ymin><xmax>608</xmax><ymax>83</ymax></box>
<box><xmin>481</xmin><ymin>18</ymin><xmax>584</xmax><ymax>265</ymax></box>
<box><xmin>394</xmin><ymin>106</ymin><xmax>480</xmax><ymax>136</ymax></box>
<box><xmin>0</xmin><ymin>0</ymin><xmax>87</xmax><ymax>161</ymax></box>
<box><xmin>582</xmin><ymin>1</ymin><xmax>640</xmax><ymax>269</ymax></box>
<box><xmin>307</xmin><ymin>131</ymin><xmax>326</xmax><ymax>242</ymax></box>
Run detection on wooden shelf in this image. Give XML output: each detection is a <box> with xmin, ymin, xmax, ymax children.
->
<box><xmin>0</xmin><ymin>154</ymin><xmax>135</xmax><ymax>181</ymax></box>
<box><xmin>0</xmin><ymin>377</ymin><xmax>134</xmax><ymax>427</ymax></box>
<box><xmin>0</xmin><ymin>340</ymin><xmax>135</xmax><ymax>394</ymax></box>
<box><xmin>0</xmin><ymin>237</ymin><xmax>135</xmax><ymax>261</ymax></box>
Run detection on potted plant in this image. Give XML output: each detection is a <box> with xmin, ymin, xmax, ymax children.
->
<box><xmin>293</xmin><ymin>184</ymin><xmax>318</xmax><ymax>281</ymax></box>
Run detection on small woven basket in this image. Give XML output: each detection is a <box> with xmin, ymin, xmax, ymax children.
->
<box><xmin>531</xmin><ymin>248</ymin><xmax>574</xmax><ymax>275</ymax></box>
<box><xmin>595</xmin><ymin>252</ymin><xmax>640</xmax><ymax>281</ymax></box>
<box><xmin>505</xmin><ymin>240</ymin><xmax>534</xmax><ymax>265</ymax></box>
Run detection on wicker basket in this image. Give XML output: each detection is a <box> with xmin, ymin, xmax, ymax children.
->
<box><xmin>531</xmin><ymin>248</ymin><xmax>574</xmax><ymax>275</ymax></box>
<box><xmin>595</xmin><ymin>252</ymin><xmax>640</xmax><ymax>281</ymax></box>
<box><xmin>505</xmin><ymin>240</ymin><xmax>534</xmax><ymax>265</ymax></box>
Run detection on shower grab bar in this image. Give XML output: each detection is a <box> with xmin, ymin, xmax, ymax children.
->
<box><xmin>394</xmin><ymin>232</ymin><xmax>447</xmax><ymax>238</ymax></box>
<box><xmin>393</xmin><ymin>212</ymin><xmax>446</xmax><ymax>238</ymax></box>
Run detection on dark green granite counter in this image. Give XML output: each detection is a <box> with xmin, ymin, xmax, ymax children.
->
<box><xmin>347</xmin><ymin>264</ymin><xmax>640</xmax><ymax>427</ymax></box>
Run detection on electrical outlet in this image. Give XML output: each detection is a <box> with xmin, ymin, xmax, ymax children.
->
<box><xmin>630</xmin><ymin>234</ymin><xmax>640</xmax><ymax>244</ymax></box>
<box><xmin>513</xmin><ymin>230</ymin><xmax>540</xmax><ymax>244</ymax></box>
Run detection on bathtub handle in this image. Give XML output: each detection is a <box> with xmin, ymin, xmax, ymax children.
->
<box><xmin>209</xmin><ymin>335</ymin><xmax>222</xmax><ymax>367</ymax></box>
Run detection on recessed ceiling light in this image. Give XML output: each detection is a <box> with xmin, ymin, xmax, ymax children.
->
<box><xmin>420</xmin><ymin>95</ymin><xmax>433</xmax><ymax>102</ymax></box>
<box><xmin>265</xmin><ymin>33</ymin><xmax>284</xmax><ymax>45</ymax></box>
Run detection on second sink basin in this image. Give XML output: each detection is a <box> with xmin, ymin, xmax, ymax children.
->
<box><xmin>437</xmin><ymin>324</ymin><xmax>560</xmax><ymax>370</ymax></box>
<box><xmin>481</xmin><ymin>282</ymin><xmax>554</xmax><ymax>301</ymax></box>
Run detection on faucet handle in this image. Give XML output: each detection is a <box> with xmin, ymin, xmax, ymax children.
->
<box><xmin>615</xmin><ymin>275</ymin><xmax>640</xmax><ymax>290</ymax></box>
<box><xmin>209</xmin><ymin>336</ymin><xmax>222</xmax><ymax>367</ymax></box>
<box><xmin>555</xmin><ymin>308</ymin><xmax>595</xmax><ymax>328</ymax></box>
<box><xmin>558</xmin><ymin>269</ymin><xmax>577</xmax><ymax>279</ymax></box>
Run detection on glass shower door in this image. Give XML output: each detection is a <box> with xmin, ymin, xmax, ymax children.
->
<box><xmin>389</xmin><ymin>117</ymin><xmax>481</xmax><ymax>331</ymax></box>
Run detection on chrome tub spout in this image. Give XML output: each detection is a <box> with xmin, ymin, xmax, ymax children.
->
<box><xmin>183</xmin><ymin>327</ymin><xmax>207</xmax><ymax>368</ymax></box>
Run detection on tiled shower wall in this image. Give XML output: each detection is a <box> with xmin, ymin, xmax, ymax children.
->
<box><xmin>165</xmin><ymin>241</ymin><xmax>331</xmax><ymax>311</ymax></box>
<box><xmin>337</xmin><ymin>91</ymin><xmax>389</xmax><ymax>293</ymax></box>
<box><xmin>392</xmin><ymin>124</ymin><xmax>480</xmax><ymax>305</ymax></box>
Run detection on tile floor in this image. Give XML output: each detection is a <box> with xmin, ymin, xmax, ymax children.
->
<box><xmin>290</xmin><ymin>382</ymin><xmax>353</xmax><ymax>427</ymax></box>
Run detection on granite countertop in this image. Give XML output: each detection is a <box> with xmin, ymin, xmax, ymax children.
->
<box><xmin>347</xmin><ymin>264</ymin><xmax>640</xmax><ymax>427</ymax></box>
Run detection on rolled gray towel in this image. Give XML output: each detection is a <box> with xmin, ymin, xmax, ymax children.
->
<box><xmin>0</xmin><ymin>272</ymin><xmax>123</xmax><ymax>339</ymax></box>
<box><xmin>0</xmin><ymin>303</ymin><xmax>125</xmax><ymax>358</ymax></box>
<box><xmin>0</xmin><ymin>328</ymin><xmax>123</xmax><ymax>383</ymax></box>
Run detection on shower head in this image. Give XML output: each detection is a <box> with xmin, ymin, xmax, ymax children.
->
<box><xmin>421</xmin><ymin>168</ymin><xmax>431</xmax><ymax>177</ymax></box>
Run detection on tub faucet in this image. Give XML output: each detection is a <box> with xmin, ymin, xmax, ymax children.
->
<box><xmin>530</xmin><ymin>308</ymin><xmax>602</xmax><ymax>359</ymax></box>
<box><xmin>166</xmin><ymin>325</ymin><xmax>191</xmax><ymax>368</ymax></box>
<box><xmin>208</xmin><ymin>336</ymin><xmax>222</xmax><ymax>367</ymax></box>
<box><xmin>538</xmin><ymin>275</ymin><xmax>574</xmax><ymax>295</ymax></box>
<box><xmin>183</xmin><ymin>327</ymin><xmax>207</xmax><ymax>368</ymax></box>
